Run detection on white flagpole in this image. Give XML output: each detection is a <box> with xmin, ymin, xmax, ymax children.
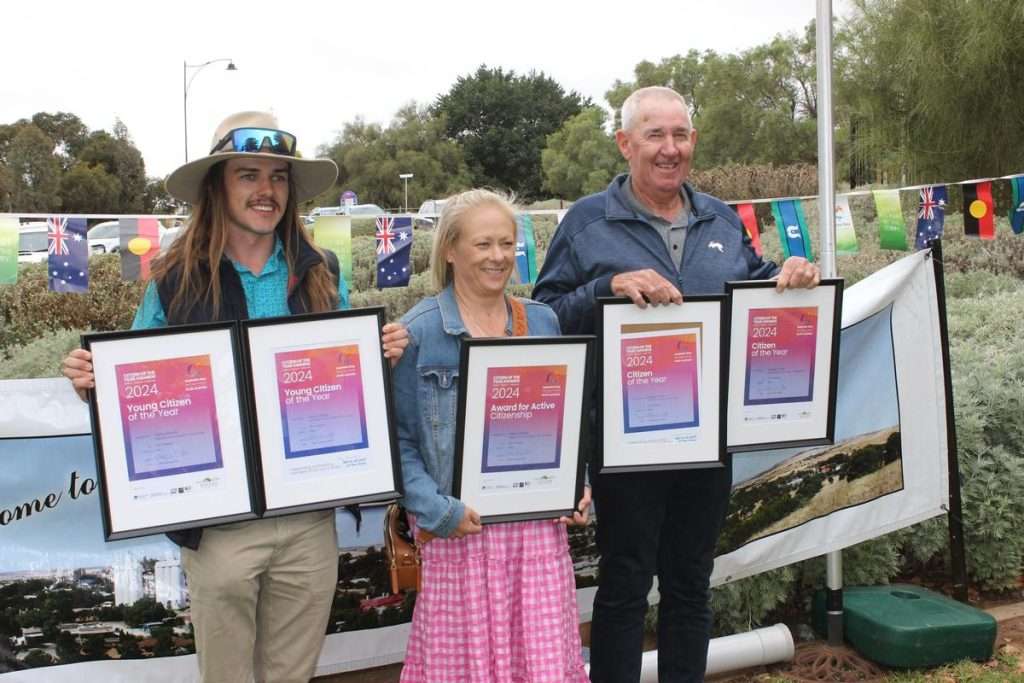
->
<box><xmin>815</xmin><ymin>0</ymin><xmax>844</xmax><ymax>647</ymax></box>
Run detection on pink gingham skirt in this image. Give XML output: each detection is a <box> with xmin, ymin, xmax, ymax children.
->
<box><xmin>400</xmin><ymin>520</ymin><xmax>589</xmax><ymax>683</ymax></box>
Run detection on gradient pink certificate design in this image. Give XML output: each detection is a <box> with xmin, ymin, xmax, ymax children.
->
<box><xmin>116</xmin><ymin>355</ymin><xmax>223</xmax><ymax>481</ymax></box>
<box><xmin>621</xmin><ymin>332</ymin><xmax>700</xmax><ymax>433</ymax></box>
<box><xmin>275</xmin><ymin>344</ymin><xmax>368</xmax><ymax>459</ymax></box>
<box><xmin>481</xmin><ymin>365</ymin><xmax>567</xmax><ymax>473</ymax></box>
<box><xmin>744</xmin><ymin>306</ymin><xmax>818</xmax><ymax>405</ymax></box>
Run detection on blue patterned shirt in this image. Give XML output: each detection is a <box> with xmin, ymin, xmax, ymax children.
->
<box><xmin>132</xmin><ymin>238</ymin><xmax>349</xmax><ymax>329</ymax></box>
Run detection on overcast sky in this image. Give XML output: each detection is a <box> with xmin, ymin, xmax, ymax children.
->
<box><xmin>3</xmin><ymin>1</ymin><xmax>850</xmax><ymax>179</ymax></box>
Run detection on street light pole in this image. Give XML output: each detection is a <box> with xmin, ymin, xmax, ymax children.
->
<box><xmin>399</xmin><ymin>173</ymin><xmax>414</xmax><ymax>213</ymax></box>
<box><xmin>183</xmin><ymin>58</ymin><xmax>238</xmax><ymax>162</ymax></box>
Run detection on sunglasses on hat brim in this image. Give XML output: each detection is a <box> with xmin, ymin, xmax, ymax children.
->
<box><xmin>211</xmin><ymin>127</ymin><xmax>297</xmax><ymax>156</ymax></box>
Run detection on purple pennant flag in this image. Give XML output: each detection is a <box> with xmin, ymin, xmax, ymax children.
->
<box><xmin>47</xmin><ymin>216</ymin><xmax>89</xmax><ymax>293</ymax></box>
<box><xmin>376</xmin><ymin>216</ymin><xmax>412</xmax><ymax>288</ymax></box>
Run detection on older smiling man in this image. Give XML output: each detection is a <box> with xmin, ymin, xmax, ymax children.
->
<box><xmin>533</xmin><ymin>86</ymin><xmax>819</xmax><ymax>682</ymax></box>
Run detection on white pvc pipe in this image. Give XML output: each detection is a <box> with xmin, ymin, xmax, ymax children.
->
<box><xmin>585</xmin><ymin>623</ymin><xmax>795</xmax><ymax>682</ymax></box>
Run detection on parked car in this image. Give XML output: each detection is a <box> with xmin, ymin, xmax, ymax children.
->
<box><xmin>87</xmin><ymin>220</ymin><xmax>121</xmax><ymax>254</ymax></box>
<box><xmin>414</xmin><ymin>198</ymin><xmax>448</xmax><ymax>229</ymax></box>
<box><xmin>307</xmin><ymin>203</ymin><xmax>387</xmax><ymax>224</ymax></box>
<box><xmin>17</xmin><ymin>223</ymin><xmax>50</xmax><ymax>263</ymax></box>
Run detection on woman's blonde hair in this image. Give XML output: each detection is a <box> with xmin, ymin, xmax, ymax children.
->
<box><xmin>429</xmin><ymin>189</ymin><xmax>518</xmax><ymax>292</ymax></box>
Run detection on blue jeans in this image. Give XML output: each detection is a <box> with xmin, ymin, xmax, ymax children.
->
<box><xmin>588</xmin><ymin>464</ymin><xmax>732</xmax><ymax>683</ymax></box>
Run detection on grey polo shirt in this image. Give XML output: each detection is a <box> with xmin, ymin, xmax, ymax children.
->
<box><xmin>622</xmin><ymin>178</ymin><xmax>690</xmax><ymax>268</ymax></box>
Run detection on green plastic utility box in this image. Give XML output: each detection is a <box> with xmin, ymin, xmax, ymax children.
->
<box><xmin>813</xmin><ymin>584</ymin><xmax>997</xmax><ymax>668</ymax></box>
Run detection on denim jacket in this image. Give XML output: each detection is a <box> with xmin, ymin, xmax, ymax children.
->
<box><xmin>533</xmin><ymin>174</ymin><xmax>780</xmax><ymax>335</ymax></box>
<box><xmin>392</xmin><ymin>285</ymin><xmax>561</xmax><ymax>537</ymax></box>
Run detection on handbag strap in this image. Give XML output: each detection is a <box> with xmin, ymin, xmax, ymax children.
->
<box><xmin>508</xmin><ymin>297</ymin><xmax>528</xmax><ymax>337</ymax></box>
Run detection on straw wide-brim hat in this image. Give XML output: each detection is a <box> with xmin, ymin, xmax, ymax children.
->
<box><xmin>165</xmin><ymin>111</ymin><xmax>338</xmax><ymax>205</ymax></box>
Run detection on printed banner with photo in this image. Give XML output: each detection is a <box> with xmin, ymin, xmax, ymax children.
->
<box><xmin>0</xmin><ymin>251</ymin><xmax>950</xmax><ymax>677</ymax></box>
<box><xmin>712</xmin><ymin>250</ymin><xmax>950</xmax><ymax>583</ymax></box>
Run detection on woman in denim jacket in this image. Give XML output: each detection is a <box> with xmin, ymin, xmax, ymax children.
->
<box><xmin>391</xmin><ymin>189</ymin><xmax>590</xmax><ymax>682</ymax></box>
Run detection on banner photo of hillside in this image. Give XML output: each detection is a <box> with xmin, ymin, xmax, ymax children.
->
<box><xmin>711</xmin><ymin>250</ymin><xmax>951</xmax><ymax>584</ymax></box>
<box><xmin>0</xmin><ymin>251</ymin><xmax>950</xmax><ymax>679</ymax></box>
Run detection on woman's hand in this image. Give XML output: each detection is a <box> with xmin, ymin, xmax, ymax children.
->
<box><xmin>62</xmin><ymin>348</ymin><xmax>94</xmax><ymax>403</ymax></box>
<box><xmin>452</xmin><ymin>506</ymin><xmax>482</xmax><ymax>538</ymax></box>
<box><xmin>382</xmin><ymin>322</ymin><xmax>409</xmax><ymax>368</ymax></box>
<box><xmin>557</xmin><ymin>486</ymin><xmax>592</xmax><ymax>526</ymax></box>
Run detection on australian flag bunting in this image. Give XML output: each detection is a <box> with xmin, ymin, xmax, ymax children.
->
<box><xmin>376</xmin><ymin>216</ymin><xmax>412</xmax><ymax>289</ymax></box>
<box><xmin>914</xmin><ymin>185</ymin><xmax>947</xmax><ymax>250</ymax></box>
<box><xmin>47</xmin><ymin>216</ymin><xmax>89</xmax><ymax>293</ymax></box>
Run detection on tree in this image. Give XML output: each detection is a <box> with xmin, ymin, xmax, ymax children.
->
<box><xmin>79</xmin><ymin>129</ymin><xmax>147</xmax><ymax>213</ymax></box>
<box><xmin>541</xmin><ymin>107</ymin><xmax>623</xmax><ymax>199</ymax></box>
<box><xmin>124</xmin><ymin>597</ymin><xmax>168</xmax><ymax>627</ymax></box>
<box><xmin>315</xmin><ymin>104</ymin><xmax>472</xmax><ymax>209</ymax></box>
<box><xmin>838</xmin><ymin>0</ymin><xmax>1024</xmax><ymax>185</ymax></box>
<box><xmin>143</xmin><ymin>176</ymin><xmax>184</xmax><ymax>214</ymax></box>
<box><xmin>60</xmin><ymin>163</ymin><xmax>121</xmax><ymax>213</ymax></box>
<box><xmin>31</xmin><ymin>112</ymin><xmax>89</xmax><ymax>170</ymax></box>
<box><xmin>6</xmin><ymin>124</ymin><xmax>61</xmax><ymax>212</ymax></box>
<box><xmin>605</xmin><ymin>32</ymin><xmax>818</xmax><ymax>169</ymax></box>
<box><xmin>0</xmin><ymin>165</ymin><xmax>13</xmax><ymax>212</ymax></box>
<box><xmin>434</xmin><ymin>66</ymin><xmax>589</xmax><ymax>198</ymax></box>
<box><xmin>22</xmin><ymin>649</ymin><xmax>54</xmax><ymax>668</ymax></box>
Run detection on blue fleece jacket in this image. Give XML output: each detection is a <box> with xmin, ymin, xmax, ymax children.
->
<box><xmin>533</xmin><ymin>174</ymin><xmax>779</xmax><ymax>334</ymax></box>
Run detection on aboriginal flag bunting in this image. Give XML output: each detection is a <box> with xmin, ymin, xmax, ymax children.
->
<box><xmin>962</xmin><ymin>181</ymin><xmax>994</xmax><ymax>240</ymax></box>
<box><xmin>119</xmin><ymin>218</ymin><xmax>162</xmax><ymax>281</ymax></box>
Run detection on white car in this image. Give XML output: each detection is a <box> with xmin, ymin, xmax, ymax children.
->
<box><xmin>17</xmin><ymin>223</ymin><xmax>50</xmax><ymax>263</ymax></box>
<box><xmin>88</xmin><ymin>220</ymin><xmax>121</xmax><ymax>255</ymax></box>
<box><xmin>414</xmin><ymin>199</ymin><xmax>448</xmax><ymax>229</ymax></box>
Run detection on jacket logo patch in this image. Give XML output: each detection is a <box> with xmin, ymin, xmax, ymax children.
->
<box><xmin>708</xmin><ymin>241</ymin><xmax>725</xmax><ymax>253</ymax></box>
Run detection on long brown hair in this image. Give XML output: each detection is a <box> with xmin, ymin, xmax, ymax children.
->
<box><xmin>152</xmin><ymin>162</ymin><xmax>338</xmax><ymax>319</ymax></box>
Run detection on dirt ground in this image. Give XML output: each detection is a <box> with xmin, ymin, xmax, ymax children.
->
<box><xmin>314</xmin><ymin>608</ymin><xmax>1024</xmax><ymax>683</ymax></box>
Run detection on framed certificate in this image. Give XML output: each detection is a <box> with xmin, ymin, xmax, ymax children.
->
<box><xmin>452</xmin><ymin>336</ymin><xmax>593</xmax><ymax>524</ymax></box>
<box><xmin>83</xmin><ymin>322</ymin><xmax>258</xmax><ymax>541</ymax></box>
<box><xmin>725</xmin><ymin>279</ymin><xmax>843</xmax><ymax>452</ymax></box>
<box><xmin>597</xmin><ymin>297</ymin><xmax>728</xmax><ymax>473</ymax></box>
<box><xmin>241</xmin><ymin>307</ymin><xmax>402</xmax><ymax>516</ymax></box>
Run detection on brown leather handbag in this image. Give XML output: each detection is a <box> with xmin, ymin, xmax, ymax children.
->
<box><xmin>383</xmin><ymin>503</ymin><xmax>421</xmax><ymax>594</ymax></box>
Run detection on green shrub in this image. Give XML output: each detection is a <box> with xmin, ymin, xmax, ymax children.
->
<box><xmin>690</xmin><ymin>163</ymin><xmax>819</xmax><ymax>201</ymax></box>
<box><xmin>0</xmin><ymin>327</ymin><xmax>84</xmax><ymax>380</ymax></box>
<box><xmin>0</xmin><ymin>255</ymin><xmax>143</xmax><ymax>354</ymax></box>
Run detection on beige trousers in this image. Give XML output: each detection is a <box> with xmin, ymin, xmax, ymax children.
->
<box><xmin>180</xmin><ymin>510</ymin><xmax>338</xmax><ymax>683</ymax></box>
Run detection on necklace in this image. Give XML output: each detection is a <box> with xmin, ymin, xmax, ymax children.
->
<box><xmin>454</xmin><ymin>290</ymin><xmax>508</xmax><ymax>337</ymax></box>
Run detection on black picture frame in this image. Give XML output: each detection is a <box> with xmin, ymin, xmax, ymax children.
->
<box><xmin>83</xmin><ymin>322</ymin><xmax>259</xmax><ymax>542</ymax></box>
<box><xmin>596</xmin><ymin>296</ymin><xmax>729</xmax><ymax>474</ymax></box>
<box><xmin>724</xmin><ymin>278</ymin><xmax>843</xmax><ymax>452</ymax></box>
<box><xmin>451</xmin><ymin>335</ymin><xmax>594</xmax><ymax>524</ymax></box>
<box><xmin>240</xmin><ymin>307</ymin><xmax>403</xmax><ymax>517</ymax></box>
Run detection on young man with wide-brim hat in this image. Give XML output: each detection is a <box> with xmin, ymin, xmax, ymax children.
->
<box><xmin>64</xmin><ymin>111</ymin><xmax>408</xmax><ymax>682</ymax></box>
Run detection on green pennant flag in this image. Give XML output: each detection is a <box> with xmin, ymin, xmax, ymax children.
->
<box><xmin>312</xmin><ymin>215</ymin><xmax>353</xmax><ymax>287</ymax></box>
<box><xmin>0</xmin><ymin>216</ymin><xmax>17</xmax><ymax>285</ymax></box>
<box><xmin>873</xmin><ymin>189</ymin><xmax>908</xmax><ymax>251</ymax></box>
<box><xmin>834</xmin><ymin>195</ymin><xmax>859</xmax><ymax>255</ymax></box>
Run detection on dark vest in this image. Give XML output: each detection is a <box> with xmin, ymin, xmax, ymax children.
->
<box><xmin>156</xmin><ymin>240</ymin><xmax>360</xmax><ymax>550</ymax></box>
